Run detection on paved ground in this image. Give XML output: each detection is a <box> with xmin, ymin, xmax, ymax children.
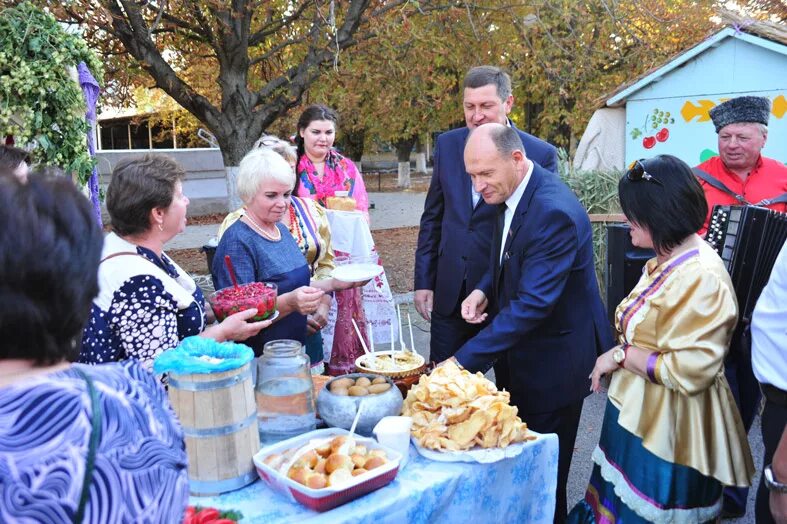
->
<box><xmin>167</xmin><ymin>191</ymin><xmax>427</xmax><ymax>250</ymax></box>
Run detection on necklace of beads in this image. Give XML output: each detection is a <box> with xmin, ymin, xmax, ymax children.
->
<box><xmin>289</xmin><ymin>204</ymin><xmax>309</xmax><ymax>256</ymax></box>
<box><xmin>245</xmin><ymin>211</ymin><xmax>281</xmax><ymax>241</ymax></box>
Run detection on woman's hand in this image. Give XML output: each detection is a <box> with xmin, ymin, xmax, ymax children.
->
<box><xmin>284</xmin><ymin>286</ymin><xmax>325</xmax><ymax>315</ymax></box>
<box><xmin>208</xmin><ymin>308</ymin><xmax>271</xmax><ymax>342</ymax></box>
<box><xmin>306</xmin><ymin>297</ymin><xmax>331</xmax><ymax>335</ymax></box>
<box><xmin>310</xmin><ymin>278</ymin><xmax>369</xmax><ymax>293</ymax></box>
<box><xmin>204</xmin><ymin>301</ymin><xmax>216</xmax><ymax>324</ymax></box>
<box><xmin>590</xmin><ymin>347</ymin><xmax>621</xmax><ymax>393</ymax></box>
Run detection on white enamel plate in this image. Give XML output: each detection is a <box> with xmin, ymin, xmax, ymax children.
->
<box><xmin>332</xmin><ymin>263</ymin><xmax>383</xmax><ymax>283</ymax></box>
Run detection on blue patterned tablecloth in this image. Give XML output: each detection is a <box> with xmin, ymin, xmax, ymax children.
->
<box><xmin>190</xmin><ymin>433</ymin><xmax>558</xmax><ymax>524</ymax></box>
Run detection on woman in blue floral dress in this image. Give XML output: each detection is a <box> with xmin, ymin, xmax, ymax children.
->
<box><xmin>0</xmin><ymin>174</ymin><xmax>189</xmax><ymax>523</ymax></box>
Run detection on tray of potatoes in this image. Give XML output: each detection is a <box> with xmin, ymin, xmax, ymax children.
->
<box><xmin>253</xmin><ymin>428</ymin><xmax>402</xmax><ymax>512</ymax></box>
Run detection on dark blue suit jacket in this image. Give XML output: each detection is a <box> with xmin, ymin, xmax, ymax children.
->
<box><xmin>454</xmin><ymin>163</ymin><xmax>613</xmax><ymax>414</ymax></box>
<box><xmin>415</xmin><ymin>125</ymin><xmax>558</xmax><ymax>315</ymax></box>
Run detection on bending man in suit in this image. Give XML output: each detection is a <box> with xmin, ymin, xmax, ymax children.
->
<box><xmin>414</xmin><ymin>65</ymin><xmax>558</xmax><ymax>363</ymax></box>
<box><xmin>454</xmin><ymin>123</ymin><xmax>612</xmax><ymax>522</ymax></box>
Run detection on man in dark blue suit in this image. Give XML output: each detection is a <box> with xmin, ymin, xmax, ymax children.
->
<box><xmin>414</xmin><ymin>66</ymin><xmax>558</xmax><ymax>363</ymax></box>
<box><xmin>455</xmin><ymin>124</ymin><xmax>612</xmax><ymax>522</ymax></box>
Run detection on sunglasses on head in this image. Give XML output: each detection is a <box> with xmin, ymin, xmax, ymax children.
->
<box><xmin>257</xmin><ymin>136</ymin><xmax>282</xmax><ymax>147</ymax></box>
<box><xmin>626</xmin><ymin>159</ymin><xmax>662</xmax><ymax>185</ymax></box>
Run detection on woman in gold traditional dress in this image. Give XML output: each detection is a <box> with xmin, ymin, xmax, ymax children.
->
<box><xmin>568</xmin><ymin>155</ymin><xmax>754</xmax><ymax>523</ymax></box>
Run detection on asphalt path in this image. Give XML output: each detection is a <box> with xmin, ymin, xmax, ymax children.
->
<box><xmin>166</xmin><ymin>191</ymin><xmax>428</xmax><ymax>250</ymax></box>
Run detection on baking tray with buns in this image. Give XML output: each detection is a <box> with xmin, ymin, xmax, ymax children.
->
<box><xmin>253</xmin><ymin>428</ymin><xmax>402</xmax><ymax>512</ymax></box>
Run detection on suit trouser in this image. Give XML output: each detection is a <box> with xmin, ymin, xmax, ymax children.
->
<box><xmin>756</xmin><ymin>384</ymin><xmax>787</xmax><ymax>524</ymax></box>
<box><xmin>722</xmin><ymin>337</ymin><xmax>762</xmax><ymax>514</ymax></box>
<box><xmin>429</xmin><ymin>282</ymin><xmax>484</xmax><ymax>363</ymax></box>
<box><xmin>521</xmin><ymin>400</ymin><xmax>584</xmax><ymax>524</ymax></box>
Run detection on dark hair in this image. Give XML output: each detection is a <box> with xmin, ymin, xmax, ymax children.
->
<box><xmin>618</xmin><ymin>155</ymin><xmax>707</xmax><ymax>255</ymax></box>
<box><xmin>488</xmin><ymin>125</ymin><xmax>525</xmax><ymax>156</ymax></box>
<box><xmin>0</xmin><ymin>175</ymin><xmax>103</xmax><ymax>365</ymax></box>
<box><xmin>0</xmin><ymin>145</ymin><xmax>30</xmax><ymax>171</ymax></box>
<box><xmin>293</xmin><ymin>105</ymin><xmax>338</xmax><ymax>194</ymax></box>
<box><xmin>106</xmin><ymin>154</ymin><xmax>185</xmax><ymax>236</ymax></box>
<box><xmin>463</xmin><ymin>66</ymin><xmax>512</xmax><ymax>100</ymax></box>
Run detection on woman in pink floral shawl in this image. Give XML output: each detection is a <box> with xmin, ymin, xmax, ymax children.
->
<box><xmin>294</xmin><ymin>105</ymin><xmax>369</xmax><ymax>217</ymax></box>
<box><xmin>294</xmin><ymin>104</ymin><xmax>371</xmax><ymax>375</ymax></box>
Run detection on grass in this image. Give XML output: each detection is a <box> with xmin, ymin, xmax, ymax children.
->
<box><xmin>556</xmin><ymin>149</ymin><xmax>622</xmax><ymax>294</ymax></box>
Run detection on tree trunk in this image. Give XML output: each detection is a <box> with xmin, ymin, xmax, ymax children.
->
<box><xmin>394</xmin><ymin>136</ymin><xmax>416</xmax><ymax>188</ymax></box>
<box><xmin>340</xmin><ymin>127</ymin><xmax>366</xmax><ymax>163</ymax></box>
<box><xmin>414</xmin><ymin>136</ymin><xmax>427</xmax><ymax>174</ymax></box>
<box><xmin>216</xmin><ymin>128</ymin><xmax>258</xmax><ymax>212</ymax></box>
<box><xmin>225</xmin><ymin>166</ymin><xmax>242</xmax><ymax>212</ymax></box>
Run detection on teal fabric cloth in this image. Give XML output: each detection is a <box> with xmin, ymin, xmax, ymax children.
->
<box><xmin>569</xmin><ymin>400</ymin><xmax>722</xmax><ymax>523</ymax></box>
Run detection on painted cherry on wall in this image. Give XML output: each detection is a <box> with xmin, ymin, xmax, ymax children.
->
<box><xmin>642</xmin><ymin>136</ymin><xmax>657</xmax><ymax>149</ymax></box>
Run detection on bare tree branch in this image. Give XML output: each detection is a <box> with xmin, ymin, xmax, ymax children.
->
<box><xmin>104</xmin><ymin>0</ymin><xmax>222</xmax><ymax>128</ymax></box>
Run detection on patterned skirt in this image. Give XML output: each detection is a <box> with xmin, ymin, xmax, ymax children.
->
<box><xmin>568</xmin><ymin>400</ymin><xmax>723</xmax><ymax>524</ymax></box>
<box><xmin>326</xmin><ymin>287</ymin><xmax>368</xmax><ymax>376</ymax></box>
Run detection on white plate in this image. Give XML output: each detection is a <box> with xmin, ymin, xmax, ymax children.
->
<box><xmin>332</xmin><ymin>263</ymin><xmax>383</xmax><ymax>283</ymax></box>
<box><xmin>411</xmin><ymin>432</ymin><xmax>541</xmax><ymax>464</ymax></box>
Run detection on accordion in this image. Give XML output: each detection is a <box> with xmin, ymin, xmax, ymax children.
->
<box><xmin>705</xmin><ymin>205</ymin><xmax>787</xmax><ymax>323</ymax></box>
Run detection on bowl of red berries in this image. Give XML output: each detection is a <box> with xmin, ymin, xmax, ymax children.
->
<box><xmin>209</xmin><ymin>282</ymin><xmax>278</xmax><ymax>322</ymax></box>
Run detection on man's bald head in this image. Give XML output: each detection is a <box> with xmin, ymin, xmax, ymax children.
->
<box><xmin>464</xmin><ymin>123</ymin><xmax>530</xmax><ymax>205</ymax></box>
<box><xmin>467</xmin><ymin>123</ymin><xmax>526</xmax><ymax>158</ymax></box>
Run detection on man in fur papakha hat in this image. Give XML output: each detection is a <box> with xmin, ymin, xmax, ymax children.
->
<box><xmin>695</xmin><ymin>96</ymin><xmax>787</xmax><ymax>235</ymax></box>
<box><xmin>694</xmin><ymin>95</ymin><xmax>787</xmax><ymax>519</ymax></box>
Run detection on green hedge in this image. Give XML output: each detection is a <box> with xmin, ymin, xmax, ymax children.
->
<box><xmin>556</xmin><ymin>149</ymin><xmax>622</xmax><ymax>295</ymax></box>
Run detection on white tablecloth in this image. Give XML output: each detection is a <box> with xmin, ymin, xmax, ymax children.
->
<box><xmin>321</xmin><ymin>210</ymin><xmax>399</xmax><ymax>360</ymax></box>
<box><xmin>190</xmin><ymin>433</ymin><xmax>559</xmax><ymax>524</ymax></box>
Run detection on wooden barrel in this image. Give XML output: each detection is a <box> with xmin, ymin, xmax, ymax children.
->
<box><xmin>168</xmin><ymin>363</ymin><xmax>259</xmax><ymax>495</ymax></box>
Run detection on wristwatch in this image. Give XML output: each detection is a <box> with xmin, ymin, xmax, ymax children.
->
<box><xmin>612</xmin><ymin>344</ymin><xmax>629</xmax><ymax>368</ymax></box>
<box><xmin>765</xmin><ymin>464</ymin><xmax>787</xmax><ymax>493</ymax></box>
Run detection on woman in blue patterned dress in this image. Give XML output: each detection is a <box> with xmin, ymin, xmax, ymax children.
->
<box><xmin>0</xmin><ymin>174</ymin><xmax>189</xmax><ymax>523</ymax></box>
<box><xmin>79</xmin><ymin>154</ymin><xmax>270</xmax><ymax>370</ymax></box>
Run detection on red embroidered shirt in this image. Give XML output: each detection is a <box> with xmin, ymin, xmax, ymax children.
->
<box><xmin>695</xmin><ymin>155</ymin><xmax>787</xmax><ymax>235</ymax></box>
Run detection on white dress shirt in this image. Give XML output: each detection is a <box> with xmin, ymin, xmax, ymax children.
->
<box><xmin>751</xmin><ymin>239</ymin><xmax>787</xmax><ymax>390</ymax></box>
<box><xmin>500</xmin><ymin>161</ymin><xmax>534</xmax><ymax>265</ymax></box>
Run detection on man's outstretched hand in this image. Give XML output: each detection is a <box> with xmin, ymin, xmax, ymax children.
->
<box><xmin>461</xmin><ymin>289</ymin><xmax>488</xmax><ymax>324</ymax></box>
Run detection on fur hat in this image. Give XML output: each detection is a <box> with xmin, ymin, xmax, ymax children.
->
<box><xmin>709</xmin><ymin>96</ymin><xmax>771</xmax><ymax>133</ymax></box>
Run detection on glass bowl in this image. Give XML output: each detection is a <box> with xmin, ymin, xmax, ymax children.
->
<box><xmin>209</xmin><ymin>282</ymin><xmax>277</xmax><ymax>322</ymax></box>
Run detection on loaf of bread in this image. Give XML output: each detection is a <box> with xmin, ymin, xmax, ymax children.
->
<box><xmin>326</xmin><ymin>196</ymin><xmax>357</xmax><ymax>211</ymax></box>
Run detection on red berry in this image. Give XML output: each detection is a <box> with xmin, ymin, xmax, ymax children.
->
<box><xmin>642</xmin><ymin>136</ymin><xmax>656</xmax><ymax>149</ymax></box>
<box><xmin>656</xmin><ymin>127</ymin><xmax>669</xmax><ymax>142</ymax></box>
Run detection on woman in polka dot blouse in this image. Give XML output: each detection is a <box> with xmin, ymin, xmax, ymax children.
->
<box><xmin>79</xmin><ymin>154</ymin><xmax>272</xmax><ymax>370</ymax></box>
